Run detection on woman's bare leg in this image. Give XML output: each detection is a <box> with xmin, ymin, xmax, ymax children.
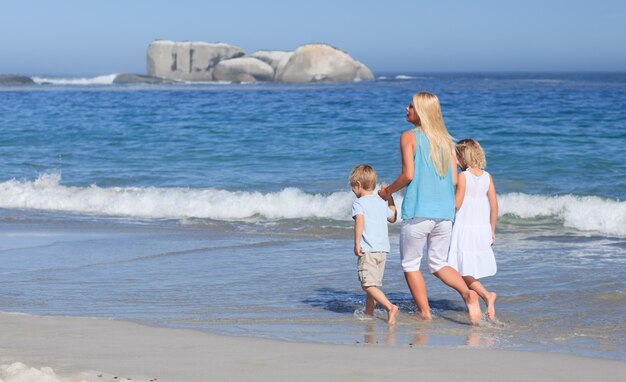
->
<box><xmin>404</xmin><ymin>271</ymin><xmax>432</xmax><ymax>320</ymax></box>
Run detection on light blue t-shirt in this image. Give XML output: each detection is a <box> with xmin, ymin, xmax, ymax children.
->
<box><xmin>352</xmin><ymin>194</ymin><xmax>394</xmax><ymax>253</ymax></box>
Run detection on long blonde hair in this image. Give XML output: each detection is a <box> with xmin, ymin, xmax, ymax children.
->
<box><xmin>456</xmin><ymin>139</ymin><xmax>487</xmax><ymax>169</ymax></box>
<box><xmin>412</xmin><ymin>92</ymin><xmax>455</xmax><ymax>177</ymax></box>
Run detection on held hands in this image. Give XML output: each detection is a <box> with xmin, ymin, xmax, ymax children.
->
<box><xmin>378</xmin><ymin>185</ymin><xmax>390</xmax><ymax>201</ymax></box>
<box><xmin>491</xmin><ymin>232</ymin><xmax>496</xmax><ymax>245</ymax></box>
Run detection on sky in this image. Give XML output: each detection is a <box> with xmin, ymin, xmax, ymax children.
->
<box><xmin>1</xmin><ymin>0</ymin><xmax>625</xmax><ymax>76</ymax></box>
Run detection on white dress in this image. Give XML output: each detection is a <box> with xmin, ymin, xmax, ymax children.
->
<box><xmin>448</xmin><ymin>170</ymin><xmax>497</xmax><ymax>279</ymax></box>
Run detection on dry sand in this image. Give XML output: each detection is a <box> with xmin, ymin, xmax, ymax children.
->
<box><xmin>0</xmin><ymin>312</ymin><xmax>623</xmax><ymax>381</ymax></box>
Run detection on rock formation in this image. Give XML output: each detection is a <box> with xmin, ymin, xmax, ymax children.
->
<box><xmin>147</xmin><ymin>40</ymin><xmax>245</xmax><ymax>81</ymax></box>
<box><xmin>147</xmin><ymin>41</ymin><xmax>373</xmax><ymax>83</ymax></box>
<box><xmin>250</xmin><ymin>51</ymin><xmax>293</xmax><ymax>80</ymax></box>
<box><xmin>276</xmin><ymin>44</ymin><xmax>374</xmax><ymax>83</ymax></box>
<box><xmin>0</xmin><ymin>75</ymin><xmax>34</xmax><ymax>85</ymax></box>
<box><xmin>113</xmin><ymin>73</ymin><xmax>168</xmax><ymax>84</ymax></box>
<box><xmin>213</xmin><ymin>57</ymin><xmax>274</xmax><ymax>82</ymax></box>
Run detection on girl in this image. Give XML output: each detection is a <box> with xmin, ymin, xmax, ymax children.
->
<box><xmin>448</xmin><ymin>139</ymin><xmax>498</xmax><ymax>319</ymax></box>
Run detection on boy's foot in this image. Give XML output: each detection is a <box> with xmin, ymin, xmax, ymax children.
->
<box><xmin>464</xmin><ymin>290</ymin><xmax>482</xmax><ymax>325</ymax></box>
<box><xmin>387</xmin><ymin>304</ymin><xmax>399</xmax><ymax>324</ymax></box>
<box><xmin>417</xmin><ymin>311</ymin><xmax>433</xmax><ymax>321</ymax></box>
<box><xmin>487</xmin><ymin>292</ymin><xmax>497</xmax><ymax>319</ymax></box>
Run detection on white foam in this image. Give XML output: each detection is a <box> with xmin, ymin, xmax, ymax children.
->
<box><xmin>394</xmin><ymin>75</ymin><xmax>431</xmax><ymax>80</ymax></box>
<box><xmin>0</xmin><ymin>362</ymin><xmax>69</xmax><ymax>382</ymax></box>
<box><xmin>0</xmin><ymin>173</ymin><xmax>353</xmax><ymax>221</ymax></box>
<box><xmin>499</xmin><ymin>193</ymin><xmax>626</xmax><ymax>237</ymax></box>
<box><xmin>31</xmin><ymin>74</ymin><xmax>118</xmax><ymax>85</ymax></box>
<box><xmin>0</xmin><ymin>174</ymin><xmax>623</xmax><ymax>236</ymax></box>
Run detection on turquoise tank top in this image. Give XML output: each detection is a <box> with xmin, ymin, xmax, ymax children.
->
<box><xmin>401</xmin><ymin>129</ymin><xmax>455</xmax><ymax>221</ymax></box>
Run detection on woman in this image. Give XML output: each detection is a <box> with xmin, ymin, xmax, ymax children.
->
<box><xmin>379</xmin><ymin>92</ymin><xmax>481</xmax><ymax>324</ymax></box>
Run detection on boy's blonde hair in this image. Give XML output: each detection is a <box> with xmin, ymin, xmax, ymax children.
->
<box><xmin>349</xmin><ymin>164</ymin><xmax>377</xmax><ymax>190</ymax></box>
<box><xmin>412</xmin><ymin>92</ymin><xmax>455</xmax><ymax>177</ymax></box>
<box><xmin>456</xmin><ymin>139</ymin><xmax>487</xmax><ymax>169</ymax></box>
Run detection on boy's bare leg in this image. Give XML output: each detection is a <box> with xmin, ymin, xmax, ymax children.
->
<box><xmin>404</xmin><ymin>271</ymin><xmax>432</xmax><ymax>320</ymax></box>
<box><xmin>463</xmin><ymin>276</ymin><xmax>496</xmax><ymax>319</ymax></box>
<box><xmin>433</xmin><ymin>266</ymin><xmax>481</xmax><ymax>324</ymax></box>
<box><xmin>363</xmin><ymin>286</ymin><xmax>399</xmax><ymax>324</ymax></box>
<box><xmin>364</xmin><ymin>294</ymin><xmax>376</xmax><ymax>316</ymax></box>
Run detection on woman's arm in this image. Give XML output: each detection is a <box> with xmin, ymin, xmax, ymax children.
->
<box><xmin>450</xmin><ymin>151</ymin><xmax>458</xmax><ymax>186</ymax></box>
<box><xmin>455</xmin><ymin>172</ymin><xmax>466</xmax><ymax>209</ymax></box>
<box><xmin>487</xmin><ymin>174</ymin><xmax>499</xmax><ymax>244</ymax></box>
<box><xmin>379</xmin><ymin>130</ymin><xmax>415</xmax><ymax>200</ymax></box>
<box><xmin>387</xmin><ymin>195</ymin><xmax>397</xmax><ymax>223</ymax></box>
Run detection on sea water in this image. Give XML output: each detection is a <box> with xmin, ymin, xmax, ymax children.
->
<box><xmin>0</xmin><ymin>73</ymin><xmax>624</xmax><ymax>361</ymax></box>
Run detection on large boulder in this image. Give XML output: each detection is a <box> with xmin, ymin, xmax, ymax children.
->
<box><xmin>213</xmin><ymin>57</ymin><xmax>275</xmax><ymax>82</ymax></box>
<box><xmin>0</xmin><ymin>75</ymin><xmax>34</xmax><ymax>85</ymax></box>
<box><xmin>354</xmin><ymin>62</ymin><xmax>375</xmax><ymax>82</ymax></box>
<box><xmin>250</xmin><ymin>51</ymin><xmax>293</xmax><ymax>79</ymax></box>
<box><xmin>113</xmin><ymin>73</ymin><xmax>168</xmax><ymax>84</ymax></box>
<box><xmin>275</xmin><ymin>44</ymin><xmax>374</xmax><ymax>83</ymax></box>
<box><xmin>147</xmin><ymin>40</ymin><xmax>245</xmax><ymax>81</ymax></box>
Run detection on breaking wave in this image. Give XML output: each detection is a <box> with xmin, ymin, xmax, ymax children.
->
<box><xmin>0</xmin><ymin>174</ymin><xmax>623</xmax><ymax>236</ymax></box>
<box><xmin>31</xmin><ymin>74</ymin><xmax>118</xmax><ymax>85</ymax></box>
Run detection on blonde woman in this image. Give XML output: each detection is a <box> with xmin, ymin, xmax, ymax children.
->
<box><xmin>379</xmin><ymin>92</ymin><xmax>481</xmax><ymax>324</ymax></box>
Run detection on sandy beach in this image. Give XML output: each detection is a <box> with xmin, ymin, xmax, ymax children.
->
<box><xmin>0</xmin><ymin>313</ymin><xmax>623</xmax><ymax>382</ymax></box>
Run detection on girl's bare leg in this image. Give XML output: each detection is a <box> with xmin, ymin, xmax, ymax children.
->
<box><xmin>433</xmin><ymin>266</ymin><xmax>481</xmax><ymax>324</ymax></box>
<box><xmin>463</xmin><ymin>276</ymin><xmax>496</xmax><ymax>319</ymax></box>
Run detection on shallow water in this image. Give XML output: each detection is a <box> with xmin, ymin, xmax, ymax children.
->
<box><xmin>0</xmin><ymin>214</ymin><xmax>623</xmax><ymax>360</ymax></box>
<box><xmin>0</xmin><ymin>73</ymin><xmax>624</xmax><ymax>361</ymax></box>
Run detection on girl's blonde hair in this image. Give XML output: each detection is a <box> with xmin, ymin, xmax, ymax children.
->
<box><xmin>456</xmin><ymin>139</ymin><xmax>487</xmax><ymax>169</ymax></box>
<box><xmin>412</xmin><ymin>92</ymin><xmax>455</xmax><ymax>177</ymax></box>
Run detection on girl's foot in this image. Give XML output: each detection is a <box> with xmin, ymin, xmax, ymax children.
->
<box><xmin>388</xmin><ymin>304</ymin><xmax>399</xmax><ymax>324</ymax></box>
<box><xmin>487</xmin><ymin>292</ymin><xmax>497</xmax><ymax>319</ymax></box>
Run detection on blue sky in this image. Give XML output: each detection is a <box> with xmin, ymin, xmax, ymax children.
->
<box><xmin>1</xmin><ymin>0</ymin><xmax>625</xmax><ymax>75</ymax></box>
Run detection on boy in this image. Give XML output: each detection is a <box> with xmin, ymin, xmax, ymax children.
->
<box><xmin>349</xmin><ymin>164</ymin><xmax>399</xmax><ymax>324</ymax></box>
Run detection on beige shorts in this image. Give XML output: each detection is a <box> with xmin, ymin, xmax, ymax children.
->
<box><xmin>357</xmin><ymin>252</ymin><xmax>387</xmax><ymax>287</ymax></box>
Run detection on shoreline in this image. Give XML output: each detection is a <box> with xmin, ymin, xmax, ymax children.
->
<box><xmin>0</xmin><ymin>312</ymin><xmax>623</xmax><ymax>382</ymax></box>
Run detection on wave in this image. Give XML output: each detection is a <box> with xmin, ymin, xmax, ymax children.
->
<box><xmin>498</xmin><ymin>193</ymin><xmax>625</xmax><ymax>237</ymax></box>
<box><xmin>0</xmin><ymin>174</ymin><xmax>624</xmax><ymax>236</ymax></box>
<box><xmin>31</xmin><ymin>74</ymin><xmax>118</xmax><ymax>85</ymax></box>
<box><xmin>377</xmin><ymin>75</ymin><xmax>432</xmax><ymax>81</ymax></box>
<box><xmin>0</xmin><ymin>173</ymin><xmax>353</xmax><ymax>221</ymax></box>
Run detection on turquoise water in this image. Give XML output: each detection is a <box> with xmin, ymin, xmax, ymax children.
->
<box><xmin>0</xmin><ymin>73</ymin><xmax>624</xmax><ymax>360</ymax></box>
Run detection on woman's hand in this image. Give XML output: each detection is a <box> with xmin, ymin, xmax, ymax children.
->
<box><xmin>378</xmin><ymin>185</ymin><xmax>389</xmax><ymax>200</ymax></box>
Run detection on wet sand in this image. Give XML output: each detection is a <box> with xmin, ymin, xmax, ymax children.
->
<box><xmin>0</xmin><ymin>312</ymin><xmax>624</xmax><ymax>382</ymax></box>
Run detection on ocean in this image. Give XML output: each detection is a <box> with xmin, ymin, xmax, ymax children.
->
<box><xmin>0</xmin><ymin>73</ymin><xmax>624</xmax><ymax>361</ymax></box>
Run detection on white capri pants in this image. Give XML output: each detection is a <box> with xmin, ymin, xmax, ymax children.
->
<box><xmin>400</xmin><ymin>218</ymin><xmax>452</xmax><ymax>273</ymax></box>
